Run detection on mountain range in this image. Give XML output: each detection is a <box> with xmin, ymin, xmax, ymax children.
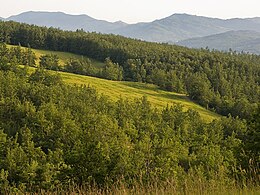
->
<box><xmin>6</xmin><ymin>11</ymin><xmax>128</xmax><ymax>33</ymax></box>
<box><xmin>2</xmin><ymin>11</ymin><xmax>260</xmax><ymax>54</ymax></box>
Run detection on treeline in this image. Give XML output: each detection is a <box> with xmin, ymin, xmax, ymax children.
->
<box><xmin>0</xmin><ymin>21</ymin><xmax>259</xmax><ymax>119</ymax></box>
<box><xmin>0</xmin><ymin>47</ymin><xmax>259</xmax><ymax>193</ymax></box>
<box><xmin>39</xmin><ymin>54</ymin><xmax>123</xmax><ymax>80</ymax></box>
<box><xmin>0</xmin><ymin>43</ymin><xmax>36</xmax><ymax>68</ymax></box>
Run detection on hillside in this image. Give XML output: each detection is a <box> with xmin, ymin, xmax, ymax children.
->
<box><xmin>58</xmin><ymin>71</ymin><xmax>220</xmax><ymax>122</ymax></box>
<box><xmin>8</xmin><ymin>44</ymin><xmax>218</xmax><ymax>121</ymax></box>
<box><xmin>4</xmin><ymin>11</ymin><xmax>260</xmax><ymax>43</ymax></box>
<box><xmin>113</xmin><ymin>14</ymin><xmax>232</xmax><ymax>42</ymax></box>
<box><xmin>0</xmin><ymin>20</ymin><xmax>259</xmax><ymax>194</ymax></box>
<box><xmin>20</xmin><ymin>47</ymin><xmax>218</xmax><ymax>121</ymax></box>
<box><xmin>177</xmin><ymin>30</ymin><xmax>260</xmax><ymax>54</ymax></box>
<box><xmin>1</xmin><ymin>21</ymin><xmax>259</xmax><ymax>120</ymax></box>
<box><xmin>1</xmin><ymin>45</ymin><xmax>258</xmax><ymax>194</ymax></box>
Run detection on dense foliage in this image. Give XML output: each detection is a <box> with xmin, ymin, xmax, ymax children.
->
<box><xmin>39</xmin><ymin>54</ymin><xmax>60</xmax><ymax>70</ymax></box>
<box><xmin>0</xmin><ymin>43</ymin><xmax>259</xmax><ymax>193</ymax></box>
<box><xmin>0</xmin><ymin>21</ymin><xmax>259</xmax><ymax>119</ymax></box>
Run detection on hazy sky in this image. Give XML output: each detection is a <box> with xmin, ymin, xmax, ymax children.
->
<box><xmin>0</xmin><ymin>0</ymin><xmax>259</xmax><ymax>23</ymax></box>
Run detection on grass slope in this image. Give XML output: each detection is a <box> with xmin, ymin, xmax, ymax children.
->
<box><xmin>60</xmin><ymin>71</ymin><xmax>220</xmax><ymax>122</ymax></box>
<box><xmin>12</xmin><ymin>44</ymin><xmax>219</xmax><ymax>122</ymax></box>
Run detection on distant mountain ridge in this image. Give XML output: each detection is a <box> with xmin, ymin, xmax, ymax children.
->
<box><xmin>112</xmin><ymin>14</ymin><xmax>232</xmax><ymax>42</ymax></box>
<box><xmin>7</xmin><ymin>11</ymin><xmax>128</xmax><ymax>33</ymax></box>
<box><xmin>5</xmin><ymin>12</ymin><xmax>260</xmax><ymax>41</ymax></box>
<box><xmin>177</xmin><ymin>30</ymin><xmax>260</xmax><ymax>54</ymax></box>
<box><xmin>3</xmin><ymin>11</ymin><xmax>260</xmax><ymax>54</ymax></box>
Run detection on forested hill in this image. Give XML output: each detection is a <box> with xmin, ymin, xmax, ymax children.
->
<box><xmin>5</xmin><ymin>12</ymin><xmax>260</xmax><ymax>54</ymax></box>
<box><xmin>0</xmin><ymin>42</ymin><xmax>259</xmax><ymax>193</ymax></box>
<box><xmin>177</xmin><ymin>30</ymin><xmax>260</xmax><ymax>54</ymax></box>
<box><xmin>0</xmin><ymin>20</ymin><xmax>259</xmax><ymax>120</ymax></box>
<box><xmin>113</xmin><ymin>14</ymin><xmax>260</xmax><ymax>42</ymax></box>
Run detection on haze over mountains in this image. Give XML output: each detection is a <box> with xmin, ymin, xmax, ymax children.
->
<box><xmin>178</xmin><ymin>30</ymin><xmax>260</xmax><ymax>54</ymax></box>
<box><xmin>3</xmin><ymin>11</ymin><xmax>260</xmax><ymax>54</ymax></box>
<box><xmin>6</xmin><ymin>11</ymin><xmax>128</xmax><ymax>33</ymax></box>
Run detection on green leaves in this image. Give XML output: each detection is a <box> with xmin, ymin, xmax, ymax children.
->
<box><xmin>101</xmin><ymin>58</ymin><xmax>123</xmax><ymax>81</ymax></box>
<box><xmin>40</xmin><ymin>54</ymin><xmax>59</xmax><ymax>70</ymax></box>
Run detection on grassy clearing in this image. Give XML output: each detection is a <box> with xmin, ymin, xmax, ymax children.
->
<box><xmin>24</xmin><ymin>65</ymin><xmax>219</xmax><ymax>122</ymax></box>
<box><xmin>58</xmin><ymin>71</ymin><xmax>220</xmax><ymax>122</ymax></box>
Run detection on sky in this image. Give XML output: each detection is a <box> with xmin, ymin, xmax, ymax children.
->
<box><xmin>0</xmin><ymin>0</ymin><xmax>259</xmax><ymax>23</ymax></box>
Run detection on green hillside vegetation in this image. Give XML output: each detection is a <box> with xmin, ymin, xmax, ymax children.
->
<box><xmin>1</xmin><ymin>21</ymin><xmax>259</xmax><ymax>121</ymax></box>
<box><xmin>60</xmin><ymin>71</ymin><xmax>220</xmax><ymax>121</ymax></box>
<box><xmin>0</xmin><ymin>45</ymin><xmax>259</xmax><ymax>194</ymax></box>
<box><xmin>7</xmin><ymin>43</ymin><xmax>219</xmax><ymax>121</ymax></box>
<box><xmin>33</xmin><ymin>48</ymin><xmax>105</xmax><ymax>68</ymax></box>
<box><xmin>0</xmin><ymin>22</ymin><xmax>259</xmax><ymax>194</ymax></box>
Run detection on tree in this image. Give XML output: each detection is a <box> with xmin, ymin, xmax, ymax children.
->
<box><xmin>23</xmin><ymin>46</ymin><xmax>37</xmax><ymax>67</ymax></box>
<box><xmin>245</xmin><ymin>106</ymin><xmax>260</xmax><ymax>162</ymax></box>
<box><xmin>101</xmin><ymin>58</ymin><xmax>123</xmax><ymax>81</ymax></box>
<box><xmin>29</xmin><ymin>67</ymin><xmax>62</xmax><ymax>86</ymax></box>
<box><xmin>39</xmin><ymin>54</ymin><xmax>59</xmax><ymax>70</ymax></box>
<box><xmin>64</xmin><ymin>58</ymin><xmax>98</xmax><ymax>76</ymax></box>
<box><xmin>186</xmin><ymin>73</ymin><xmax>213</xmax><ymax>108</ymax></box>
